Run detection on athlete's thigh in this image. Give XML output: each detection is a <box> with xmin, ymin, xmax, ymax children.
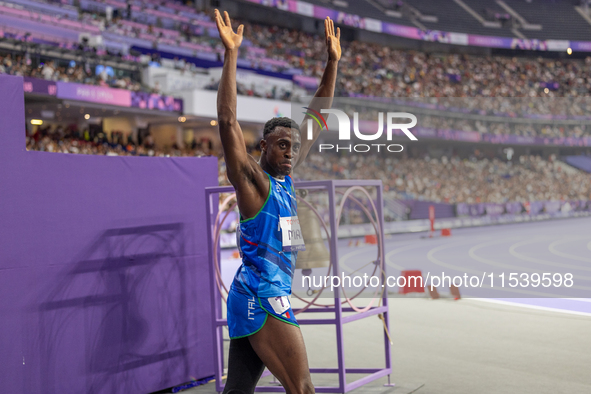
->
<box><xmin>248</xmin><ymin>315</ymin><xmax>314</xmax><ymax>393</ymax></box>
<box><xmin>223</xmin><ymin>338</ymin><xmax>265</xmax><ymax>394</ymax></box>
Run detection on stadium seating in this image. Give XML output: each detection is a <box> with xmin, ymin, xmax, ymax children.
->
<box><xmin>404</xmin><ymin>0</ymin><xmax>514</xmax><ymax>37</ymax></box>
<box><xmin>501</xmin><ymin>0</ymin><xmax>591</xmax><ymax>40</ymax></box>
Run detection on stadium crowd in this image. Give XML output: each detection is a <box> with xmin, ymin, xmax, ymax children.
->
<box><xmin>2</xmin><ymin>0</ymin><xmax>591</xmax><ymax>101</ymax></box>
<box><xmin>235</xmin><ymin>20</ymin><xmax>591</xmax><ymax>99</ymax></box>
<box><xmin>297</xmin><ymin>153</ymin><xmax>591</xmax><ymax>204</ymax></box>
<box><xmin>0</xmin><ymin>51</ymin><xmax>143</xmax><ymax>91</ymax></box>
<box><xmin>26</xmin><ymin>124</ymin><xmax>212</xmax><ymax>157</ymax></box>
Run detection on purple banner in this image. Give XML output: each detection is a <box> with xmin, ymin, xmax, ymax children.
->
<box><xmin>382</xmin><ymin>22</ymin><xmax>420</xmax><ymax>40</ymax></box>
<box><xmin>293</xmin><ymin>74</ymin><xmax>320</xmax><ymax>89</ymax></box>
<box><xmin>51</xmin><ymin>81</ymin><xmax>183</xmax><ymax>112</ymax></box>
<box><xmin>505</xmin><ymin>202</ymin><xmax>523</xmax><ymax>215</ymax></box>
<box><xmin>528</xmin><ymin>201</ymin><xmax>545</xmax><ymax>215</ymax></box>
<box><xmin>23</xmin><ymin>77</ymin><xmax>57</xmax><ymax>96</ymax></box>
<box><xmin>544</xmin><ymin>201</ymin><xmax>561</xmax><ymax>214</ymax></box>
<box><xmin>438</xmin><ymin>129</ymin><xmax>481</xmax><ymax>142</ymax></box>
<box><xmin>482</xmin><ymin>133</ymin><xmax>591</xmax><ymax>147</ymax></box>
<box><xmin>570</xmin><ymin>41</ymin><xmax>591</xmax><ymax>52</ymax></box>
<box><xmin>456</xmin><ymin>200</ymin><xmax>591</xmax><ymax>218</ymax></box>
<box><xmin>484</xmin><ymin>203</ymin><xmax>505</xmax><ymax>216</ymax></box>
<box><xmin>468</xmin><ymin>35</ymin><xmax>512</xmax><ymax>48</ymax></box>
<box><xmin>131</xmin><ymin>91</ymin><xmax>183</xmax><ymax>112</ymax></box>
<box><xmin>57</xmin><ymin>81</ymin><xmax>132</xmax><ymax>107</ymax></box>
<box><xmin>405</xmin><ymin>200</ymin><xmax>455</xmax><ymax>220</ymax></box>
<box><xmin>314</xmin><ymin>6</ymin><xmax>338</xmax><ymax>20</ymax></box>
<box><xmin>456</xmin><ymin>203</ymin><xmax>485</xmax><ymax>217</ymax></box>
<box><xmin>245</xmin><ymin>0</ymin><xmax>591</xmax><ymax>52</ymax></box>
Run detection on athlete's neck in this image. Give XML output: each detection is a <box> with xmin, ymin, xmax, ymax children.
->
<box><xmin>259</xmin><ymin>156</ymin><xmax>286</xmax><ymax>180</ymax></box>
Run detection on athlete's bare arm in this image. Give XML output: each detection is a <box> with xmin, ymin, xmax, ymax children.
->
<box><xmin>294</xmin><ymin>17</ymin><xmax>341</xmax><ymax>168</ymax></box>
<box><xmin>215</xmin><ymin>10</ymin><xmax>269</xmax><ymax>219</ymax></box>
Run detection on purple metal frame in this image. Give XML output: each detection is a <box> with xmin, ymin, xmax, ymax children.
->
<box><xmin>205</xmin><ymin>179</ymin><xmax>391</xmax><ymax>393</ymax></box>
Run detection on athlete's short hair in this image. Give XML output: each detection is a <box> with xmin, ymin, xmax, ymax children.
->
<box><xmin>263</xmin><ymin>117</ymin><xmax>300</xmax><ymax>139</ymax></box>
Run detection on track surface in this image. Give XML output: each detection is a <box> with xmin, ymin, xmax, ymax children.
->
<box><xmin>223</xmin><ymin>217</ymin><xmax>591</xmax><ymax>315</ymax></box>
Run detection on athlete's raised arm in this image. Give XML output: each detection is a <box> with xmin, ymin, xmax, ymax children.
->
<box><xmin>215</xmin><ymin>10</ymin><xmax>268</xmax><ymax>219</ymax></box>
<box><xmin>295</xmin><ymin>17</ymin><xmax>341</xmax><ymax>168</ymax></box>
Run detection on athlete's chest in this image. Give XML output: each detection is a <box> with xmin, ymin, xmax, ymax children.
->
<box><xmin>271</xmin><ymin>180</ymin><xmax>297</xmax><ymax>210</ymax></box>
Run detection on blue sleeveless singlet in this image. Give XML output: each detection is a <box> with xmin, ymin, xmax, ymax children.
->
<box><xmin>226</xmin><ymin>172</ymin><xmax>304</xmax><ymax>339</ymax></box>
<box><xmin>231</xmin><ymin>172</ymin><xmax>304</xmax><ymax>298</ymax></box>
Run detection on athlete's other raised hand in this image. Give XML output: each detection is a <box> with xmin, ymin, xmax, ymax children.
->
<box><xmin>324</xmin><ymin>17</ymin><xmax>341</xmax><ymax>61</ymax></box>
<box><xmin>214</xmin><ymin>9</ymin><xmax>244</xmax><ymax>51</ymax></box>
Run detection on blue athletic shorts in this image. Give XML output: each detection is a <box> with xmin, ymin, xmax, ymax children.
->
<box><xmin>227</xmin><ymin>288</ymin><xmax>299</xmax><ymax>339</ymax></box>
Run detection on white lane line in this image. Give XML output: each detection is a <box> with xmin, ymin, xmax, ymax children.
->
<box><xmin>339</xmin><ymin>245</ymin><xmax>377</xmax><ymax>274</ymax></box>
<box><xmin>468</xmin><ymin>298</ymin><xmax>591</xmax><ymax>317</ymax></box>
<box><xmin>469</xmin><ymin>237</ymin><xmax>527</xmax><ymax>270</ymax></box>
<box><xmin>548</xmin><ymin>238</ymin><xmax>591</xmax><ymax>264</ymax></box>
<box><xmin>469</xmin><ymin>238</ymin><xmax>591</xmax><ymax>281</ymax></box>
<box><xmin>427</xmin><ymin>241</ymin><xmax>485</xmax><ymax>275</ymax></box>
<box><xmin>587</xmin><ymin>240</ymin><xmax>591</xmax><ymax>252</ymax></box>
<box><xmin>563</xmin><ymin>297</ymin><xmax>591</xmax><ymax>304</ymax></box>
<box><xmin>428</xmin><ymin>241</ymin><xmax>588</xmax><ymax>297</ymax></box>
<box><xmin>384</xmin><ymin>243</ymin><xmax>431</xmax><ymax>270</ymax></box>
<box><xmin>508</xmin><ymin>240</ymin><xmax>591</xmax><ymax>290</ymax></box>
<box><xmin>509</xmin><ymin>239</ymin><xmax>591</xmax><ymax>272</ymax></box>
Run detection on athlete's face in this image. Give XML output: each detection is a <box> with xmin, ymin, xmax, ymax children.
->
<box><xmin>261</xmin><ymin>126</ymin><xmax>301</xmax><ymax>177</ymax></box>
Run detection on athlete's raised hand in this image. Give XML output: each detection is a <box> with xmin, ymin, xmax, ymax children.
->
<box><xmin>324</xmin><ymin>17</ymin><xmax>341</xmax><ymax>61</ymax></box>
<box><xmin>214</xmin><ymin>9</ymin><xmax>244</xmax><ymax>51</ymax></box>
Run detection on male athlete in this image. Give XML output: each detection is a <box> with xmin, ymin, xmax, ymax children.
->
<box><xmin>214</xmin><ymin>9</ymin><xmax>340</xmax><ymax>394</ymax></box>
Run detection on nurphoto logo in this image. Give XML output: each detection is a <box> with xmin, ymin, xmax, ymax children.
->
<box><xmin>303</xmin><ymin>108</ymin><xmax>418</xmax><ymax>153</ymax></box>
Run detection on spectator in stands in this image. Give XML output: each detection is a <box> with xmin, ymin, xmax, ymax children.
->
<box><xmin>152</xmin><ymin>81</ymin><xmax>161</xmax><ymax>94</ymax></box>
<box><xmin>173</xmin><ymin>57</ymin><xmax>185</xmax><ymax>70</ymax></box>
<box><xmin>143</xmin><ymin>133</ymin><xmax>155</xmax><ymax>149</ymax></box>
<box><xmin>41</xmin><ymin>61</ymin><xmax>55</xmax><ymax>80</ymax></box>
<box><xmin>2</xmin><ymin>54</ymin><xmax>12</xmax><ymax>71</ymax></box>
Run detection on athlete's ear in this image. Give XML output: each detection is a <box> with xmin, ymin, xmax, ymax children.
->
<box><xmin>260</xmin><ymin>138</ymin><xmax>267</xmax><ymax>152</ymax></box>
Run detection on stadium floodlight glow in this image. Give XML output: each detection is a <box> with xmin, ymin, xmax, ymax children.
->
<box><xmin>210</xmin><ymin>120</ymin><xmax>218</xmax><ymax>126</ymax></box>
<box><xmin>84</xmin><ymin>114</ymin><xmax>90</xmax><ymax>120</ymax></box>
<box><xmin>178</xmin><ymin>116</ymin><xmax>187</xmax><ymax>123</ymax></box>
<box><xmin>30</xmin><ymin>119</ymin><xmax>43</xmax><ymax>125</ymax></box>
<box><xmin>567</xmin><ymin>48</ymin><xmax>573</xmax><ymax>55</ymax></box>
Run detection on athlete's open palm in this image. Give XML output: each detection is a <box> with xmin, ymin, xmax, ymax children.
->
<box><xmin>324</xmin><ymin>17</ymin><xmax>341</xmax><ymax>61</ymax></box>
<box><xmin>215</xmin><ymin>9</ymin><xmax>244</xmax><ymax>51</ymax></box>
